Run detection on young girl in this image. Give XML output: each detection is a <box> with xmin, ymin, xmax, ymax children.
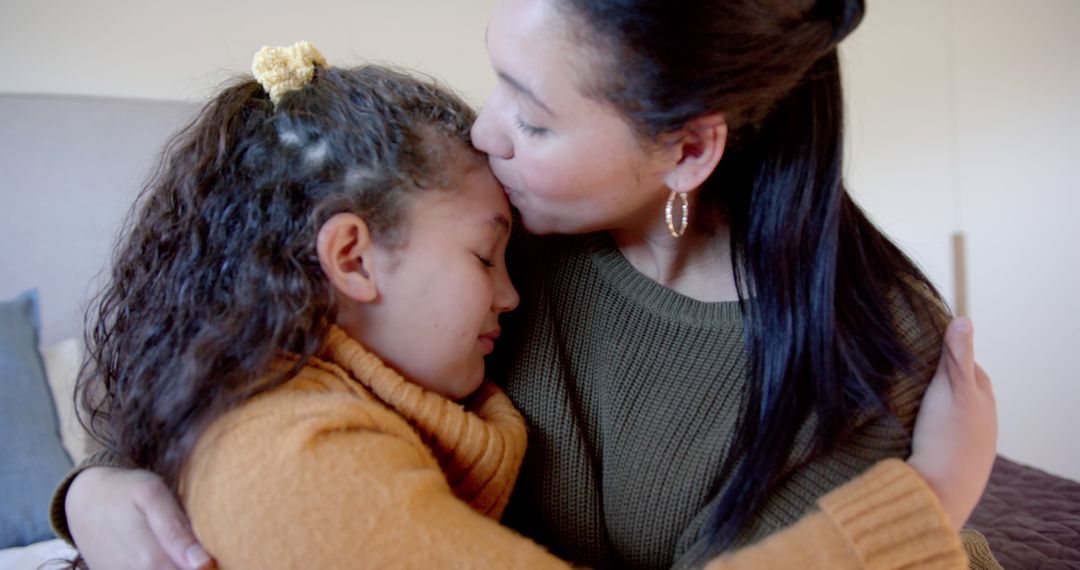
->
<box><xmin>64</xmin><ymin>42</ymin><xmax>991</xmax><ymax>569</ymax></box>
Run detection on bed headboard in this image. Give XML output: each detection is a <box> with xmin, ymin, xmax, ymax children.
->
<box><xmin>0</xmin><ymin>94</ymin><xmax>198</xmax><ymax>345</ymax></box>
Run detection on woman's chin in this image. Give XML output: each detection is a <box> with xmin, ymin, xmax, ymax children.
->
<box><xmin>515</xmin><ymin>208</ymin><xmax>579</xmax><ymax>236</ymax></box>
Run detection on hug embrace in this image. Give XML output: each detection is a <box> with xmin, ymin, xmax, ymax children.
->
<box><xmin>54</xmin><ymin>0</ymin><xmax>999</xmax><ymax>569</ymax></box>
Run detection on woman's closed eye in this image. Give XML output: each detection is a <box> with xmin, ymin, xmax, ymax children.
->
<box><xmin>515</xmin><ymin>116</ymin><xmax>549</xmax><ymax>137</ymax></box>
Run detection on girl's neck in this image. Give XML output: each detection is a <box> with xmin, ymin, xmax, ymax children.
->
<box><xmin>609</xmin><ymin>220</ymin><xmax>739</xmax><ymax>303</ymax></box>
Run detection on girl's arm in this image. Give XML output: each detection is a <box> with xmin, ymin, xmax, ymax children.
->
<box><xmin>703</xmin><ymin>459</ymin><xmax>964</xmax><ymax>570</ymax></box>
<box><xmin>701</xmin><ymin>318</ymin><xmax>995</xmax><ymax>570</ymax></box>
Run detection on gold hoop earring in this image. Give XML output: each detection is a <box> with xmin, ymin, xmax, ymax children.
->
<box><xmin>665</xmin><ymin>190</ymin><xmax>689</xmax><ymax>238</ymax></box>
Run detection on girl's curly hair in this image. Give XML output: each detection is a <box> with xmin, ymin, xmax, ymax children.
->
<box><xmin>77</xmin><ymin>64</ymin><xmax>478</xmax><ymax>491</ymax></box>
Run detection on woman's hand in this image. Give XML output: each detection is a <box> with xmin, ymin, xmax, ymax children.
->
<box><xmin>66</xmin><ymin>467</ymin><xmax>212</xmax><ymax>569</ymax></box>
<box><xmin>907</xmin><ymin>317</ymin><xmax>998</xmax><ymax>531</ymax></box>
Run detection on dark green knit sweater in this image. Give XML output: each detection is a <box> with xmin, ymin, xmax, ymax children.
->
<box><xmin>494</xmin><ymin>231</ymin><xmax>946</xmax><ymax>570</ymax></box>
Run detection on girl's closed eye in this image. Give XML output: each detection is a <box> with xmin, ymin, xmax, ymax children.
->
<box><xmin>515</xmin><ymin>116</ymin><xmax>549</xmax><ymax>137</ymax></box>
<box><xmin>475</xmin><ymin>253</ymin><xmax>496</xmax><ymax>268</ymax></box>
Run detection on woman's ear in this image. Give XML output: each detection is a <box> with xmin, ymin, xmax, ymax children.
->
<box><xmin>316</xmin><ymin>213</ymin><xmax>380</xmax><ymax>303</ymax></box>
<box><xmin>661</xmin><ymin>113</ymin><xmax>727</xmax><ymax>194</ymax></box>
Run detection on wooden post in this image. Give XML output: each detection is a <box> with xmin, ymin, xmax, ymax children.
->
<box><xmin>952</xmin><ymin>232</ymin><xmax>968</xmax><ymax>316</ymax></box>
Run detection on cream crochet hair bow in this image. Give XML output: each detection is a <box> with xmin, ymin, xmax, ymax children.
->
<box><xmin>252</xmin><ymin>41</ymin><xmax>327</xmax><ymax>105</ymax></box>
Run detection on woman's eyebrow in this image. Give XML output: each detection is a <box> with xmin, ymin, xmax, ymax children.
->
<box><xmin>496</xmin><ymin>71</ymin><xmax>555</xmax><ymax>117</ymax></box>
<box><xmin>484</xmin><ymin>25</ymin><xmax>556</xmax><ymax>117</ymax></box>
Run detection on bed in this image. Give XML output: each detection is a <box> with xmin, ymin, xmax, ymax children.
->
<box><xmin>968</xmin><ymin>456</ymin><xmax>1080</xmax><ymax>568</ymax></box>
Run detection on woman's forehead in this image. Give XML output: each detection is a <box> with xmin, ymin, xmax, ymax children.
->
<box><xmin>486</xmin><ymin>0</ymin><xmax>599</xmax><ymax>105</ymax></box>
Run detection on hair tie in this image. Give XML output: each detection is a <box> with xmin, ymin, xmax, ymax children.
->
<box><xmin>813</xmin><ymin>0</ymin><xmax>865</xmax><ymax>46</ymax></box>
<box><xmin>252</xmin><ymin>41</ymin><xmax>327</xmax><ymax>106</ymax></box>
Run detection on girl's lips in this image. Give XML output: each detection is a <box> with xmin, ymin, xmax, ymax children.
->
<box><xmin>478</xmin><ymin>329</ymin><xmax>501</xmax><ymax>355</ymax></box>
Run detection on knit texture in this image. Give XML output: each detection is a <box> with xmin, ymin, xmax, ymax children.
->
<box><xmin>702</xmin><ymin>459</ymin><xmax>966</xmax><ymax>570</ymax></box>
<box><xmin>49</xmin><ymin>328</ymin><xmax>971</xmax><ymax>570</ymax></box>
<box><xmin>497</xmin><ymin>231</ymin><xmax>947</xmax><ymax>569</ymax></box>
<box><xmin>959</xmin><ymin>529</ymin><xmax>1004</xmax><ymax>570</ymax></box>
<box><xmin>49</xmin><ymin>449</ymin><xmax>135</xmax><ymax>544</ymax></box>
<box><xmin>178</xmin><ymin>326</ymin><xmax>567</xmax><ymax>569</ymax></box>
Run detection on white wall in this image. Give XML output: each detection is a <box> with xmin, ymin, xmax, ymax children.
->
<box><xmin>2</xmin><ymin>0</ymin><xmax>1077</xmax><ymax>479</ymax></box>
<box><xmin>844</xmin><ymin>0</ymin><xmax>1080</xmax><ymax>480</ymax></box>
<box><xmin>0</xmin><ymin>0</ymin><xmax>497</xmax><ymax>105</ymax></box>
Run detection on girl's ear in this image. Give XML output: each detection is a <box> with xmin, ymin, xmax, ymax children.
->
<box><xmin>660</xmin><ymin>113</ymin><xmax>727</xmax><ymax>194</ymax></box>
<box><xmin>316</xmin><ymin>213</ymin><xmax>381</xmax><ymax>303</ymax></box>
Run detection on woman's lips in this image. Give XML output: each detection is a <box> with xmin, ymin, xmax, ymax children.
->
<box><xmin>501</xmin><ymin>186</ymin><xmax>524</xmax><ymax>208</ymax></box>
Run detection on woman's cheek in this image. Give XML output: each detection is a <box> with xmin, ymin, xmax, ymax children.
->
<box><xmin>520</xmin><ymin>157</ymin><xmax>561</xmax><ymax>198</ymax></box>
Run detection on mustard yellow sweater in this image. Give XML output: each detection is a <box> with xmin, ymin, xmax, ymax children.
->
<box><xmin>176</xmin><ymin>326</ymin><xmax>966</xmax><ymax>569</ymax></box>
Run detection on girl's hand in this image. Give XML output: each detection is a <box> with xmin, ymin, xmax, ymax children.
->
<box><xmin>66</xmin><ymin>467</ymin><xmax>212</xmax><ymax>569</ymax></box>
<box><xmin>907</xmin><ymin>317</ymin><xmax>998</xmax><ymax>531</ymax></box>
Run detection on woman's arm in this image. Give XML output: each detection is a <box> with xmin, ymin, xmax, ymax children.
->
<box><xmin>57</xmin><ymin>455</ymin><xmax>971</xmax><ymax>570</ymax></box>
<box><xmin>57</xmin><ymin>318</ymin><xmax>993</xmax><ymax>570</ymax></box>
<box><xmin>64</xmin><ymin>465</ymin><xmax>211</xmax><ymax>570</ymax></box>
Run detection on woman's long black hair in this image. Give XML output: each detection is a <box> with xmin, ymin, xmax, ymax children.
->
<box><xmin>559</xmin><ymin>0</ymin><xmax>945</xmax><ymax>545</ymax></box>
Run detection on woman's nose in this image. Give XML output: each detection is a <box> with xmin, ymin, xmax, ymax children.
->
<box><xmin>471</xmin><ymin>98</ymin><xmax>514</xmax><ymax>159</ymax></box>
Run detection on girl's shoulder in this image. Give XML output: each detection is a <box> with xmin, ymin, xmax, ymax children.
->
<box><xmin>226</xmin><ymin>356</ymin><xmax>421</xmax><ymax>442</ymax></box>
<box><xmin>184</xmin><ymin>357</ymin><xmax>431</xmax><ymax>486</ymax></box>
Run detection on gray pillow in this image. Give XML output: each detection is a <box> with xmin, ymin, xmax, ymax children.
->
<box><xmin>0</xmin><ymin>290</ymin><xmax>74</xmax><ymax>548</ymax></box>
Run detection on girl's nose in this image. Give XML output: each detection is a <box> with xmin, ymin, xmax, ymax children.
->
<box><xmin>494</xmin><ymin>270</ymin><xmax>520</xmax><ymax>314</ymax></box>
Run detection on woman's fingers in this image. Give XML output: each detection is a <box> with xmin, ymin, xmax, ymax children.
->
<box><xmin>66</xmin><ymin>467</ymin><xmax>212</xmax><ymax>570</ymax></box>
<box><xmin>975</xmin><ymin>362</ymin><xmax>993</xmax><ymax>390</ymax></box>
<box><xmin>137</xmin><ymin>476</ymin><xmax>212</xmax><ymax>569</ymax></box>
<box><xmin>943</xmin><ymin>316</ymin><xmax>976</xmax><ymax>395</ymax></box>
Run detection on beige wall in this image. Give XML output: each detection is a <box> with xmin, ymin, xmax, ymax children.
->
<box><xmin>2</xmin><ymin>0</ymin><xmax>1078</xmax><ymax>479</ymax></box>
<box><xmin>0</xmin><ymin>0</ymin><xmax>497</xmax><ymax>105</ymax></box>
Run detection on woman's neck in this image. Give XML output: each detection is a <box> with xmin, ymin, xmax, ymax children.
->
<box><xmin>609</xmin><ymin>221</ymin><xmax>739</xmax><ymax>303</ymax></box>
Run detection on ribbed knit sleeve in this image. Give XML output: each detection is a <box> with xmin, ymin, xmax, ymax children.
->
<box><xmin>49</xmin><ymin>448</ymin><xmax>135</xmax><ymax>545</ymax></box>
<box><xmin>702</xmin><ymin>459</ymin><xmax>967</xmax><ymax>570</ymax></box>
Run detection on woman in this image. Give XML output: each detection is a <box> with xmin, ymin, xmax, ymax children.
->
<box><xmin>57</xmin><ymin>0</ymin><xmax>998</xmax><ymax>568</ymax></box>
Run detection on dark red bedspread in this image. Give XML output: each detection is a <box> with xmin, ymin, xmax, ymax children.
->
<box><xmin>967</xmin><ymin>456</ymin><xmax>1080</xmax><ymax>569</ymax></box>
